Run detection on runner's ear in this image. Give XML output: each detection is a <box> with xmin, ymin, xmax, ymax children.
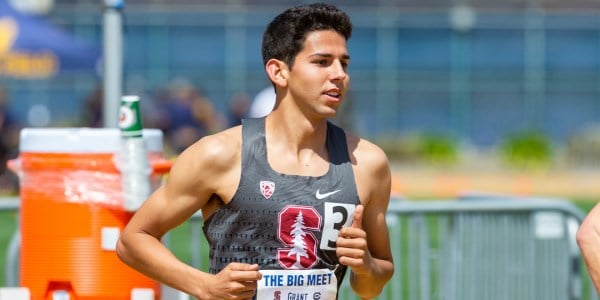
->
<box><xmin>265</xmin><ymin>59</ymin><xmax>288</xmax><ymax>88</ymax></box>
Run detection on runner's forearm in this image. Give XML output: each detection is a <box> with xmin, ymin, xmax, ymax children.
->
<box><xmin>116</xmin><ymin>231</ymin><xmax>209</xmax><ymax>298</ymax></box>
<box><xmin>349</xmin><ymin>257</ymin><xmax>394</xmax><ymax>299</ymax></box>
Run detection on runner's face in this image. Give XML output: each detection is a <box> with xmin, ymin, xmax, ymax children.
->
<box><xmin>286</xmin><ymin>30</ymin><xmax>350</xmax><ymax>118</ymax></box>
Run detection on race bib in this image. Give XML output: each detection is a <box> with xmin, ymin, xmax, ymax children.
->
<box><xmin>257</xmin><ymin>269</ymin><xmax>337</xmax><ymax>300</ymax></box>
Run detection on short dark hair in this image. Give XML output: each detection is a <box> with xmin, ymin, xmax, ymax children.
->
<box><xmin>261</xmin><ymin>3</ymin><xmax>353</xmax><ymax>69</ymax></box>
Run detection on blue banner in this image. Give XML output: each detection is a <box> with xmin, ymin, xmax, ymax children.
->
<box><xmin>0</xmin><ymin>0</ymin><xmax>100</xmax><ymax>79</ymax></box>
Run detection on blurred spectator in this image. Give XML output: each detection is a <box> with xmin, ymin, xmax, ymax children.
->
<box><xmin>125</xmin><ymin>75</ymin><xmax>163</xmax><ymax>130</ymax></box>
<box><xmin>81</xmin><ymin>81</ymin><xmax>165</xmax><ymax>130</ymax></box>
<box><xmin>248</xmin><ymin>85</ymin><xmax>275</xmax><ymax>118</ymax></box>
<box><xmin>155</xmin><ymin>78</ymin><xmax>223</xmax><ymax>155</ymax></box>
<box><xmin>81</xmin><ymin>85</ymin><xmax>103</xmax><ymax>127</ymax></box>
<box><xmin>227</xmin><ymin>91</ymin><xmax>251</xmax><ymax>127</ymax></box>
<box><xmin>0</xmin><ymin>86</ymin><xmax>21</xmax><ymax>194</ymax></box>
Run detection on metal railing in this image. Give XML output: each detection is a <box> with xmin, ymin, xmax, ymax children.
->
<box><xmin>1</xmin><ymin>196</ymin><xmax>598</xmax><ymax>299</ymax></box>
<box><xmin>371</xmin><ymin>197</ymin><xmax>596</xmax><ymax>300</ymax></box>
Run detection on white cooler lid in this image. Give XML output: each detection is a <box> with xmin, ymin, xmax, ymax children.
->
<box><xmin>19</xmin><ymin>128</ymin><xmax>164</xmax><ymax>153</ymax></box>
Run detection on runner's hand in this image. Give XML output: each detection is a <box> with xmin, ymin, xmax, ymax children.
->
<box><xmin>201</xmin><ymin>262</ymin><xmax>262</xmax><ymax>300</ymax></box>
<box><xmin>336</xmin><ymin>205</ymin><xmax>373</xmax><ymax>275</ymax></box>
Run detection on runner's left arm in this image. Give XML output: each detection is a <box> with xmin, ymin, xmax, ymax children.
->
<box><xmin>336</xmin><ymin>140</ymin><xmax>394</xmax><ymax>299</ymax></box>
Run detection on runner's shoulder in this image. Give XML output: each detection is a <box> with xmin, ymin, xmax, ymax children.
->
<box><xmin>345</xmin><ymin>131</ymin><xmax>389</xmax><ymax>170</ymax></box>
<box><xmin>174</xmin><ymin>126</ymin><xmax>242</xmax><ymax>173</ymax></box>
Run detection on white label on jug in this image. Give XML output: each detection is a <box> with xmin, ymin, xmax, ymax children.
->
<box><xmin>52</xmin><ymin>290</ymin><xmax>70</xmax><ymax>300</ymax></box>
<box><xmin>101</xmin><ymin>227</ymin><xmax>120</xmax><ymax>251</ymax></box>
<box><xmin>131</xmin><ymin>288</ymin><xmax>155</xmax><ymax>300</ymax></box>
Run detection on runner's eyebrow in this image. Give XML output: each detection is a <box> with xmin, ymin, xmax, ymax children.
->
<box><xmin>309</xmin><ymin>53</ymin><xmax>350</xmax><ymax>60</ymax></box>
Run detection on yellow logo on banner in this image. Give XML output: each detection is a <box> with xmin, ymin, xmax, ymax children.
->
<box><xmin>0</xmin><ymin>17</ymin><xmax>18</xmax><ymax>54</ymax></box>
<box><xmin>0</xmin><ymin>16</ymin><xmax>58</xmax><ymax>78</ymax></box>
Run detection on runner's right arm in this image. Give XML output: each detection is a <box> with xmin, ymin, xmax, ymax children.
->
<box><xmin>117</xmin><ymin>127</ymin><xmax>262</xmax><ymax>299</ymax></box>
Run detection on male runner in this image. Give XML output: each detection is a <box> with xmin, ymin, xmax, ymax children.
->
<box><xmin>117</xmin><ymin>3</ymin><xmax>394</xmax><ymax>299</ymax></box>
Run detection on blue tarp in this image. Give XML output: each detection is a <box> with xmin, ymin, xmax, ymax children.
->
<box><xmin>0</xmin><ymin>0</ymin><xmax>100</xmax><ymax>78</ymax></box>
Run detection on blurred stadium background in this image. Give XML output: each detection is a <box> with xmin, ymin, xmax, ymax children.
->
<box><xmin>2</xmin><ymin>0</ymin><xmax>599</xmax><ymax>143</ymax></box>
<box><xmin>3</xmin><ymin>0</ymin><xmax>600</xmax><ymax>198</ymax></box>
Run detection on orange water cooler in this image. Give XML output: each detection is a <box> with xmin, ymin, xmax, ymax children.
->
<box><xmin>13</xmin><ymin>128</ymin><xmax>171</xmax><ymax>300</ymax></box>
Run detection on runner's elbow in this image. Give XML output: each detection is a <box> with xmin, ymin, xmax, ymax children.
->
<box><xmin>116</xmin><ymin>234</ymin><xmax>135</xmax><ymax>266</ymax></box>
<box><xmin>577</xmin><ymin>221</ymin><xmax>598</xmax><ymax>249</ymax></box>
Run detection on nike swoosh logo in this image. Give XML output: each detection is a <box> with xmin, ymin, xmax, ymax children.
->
<box><xmin>315</xmin><ymin>189</ymin><xmax>341</xmax><ymax>200</ymax></box>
